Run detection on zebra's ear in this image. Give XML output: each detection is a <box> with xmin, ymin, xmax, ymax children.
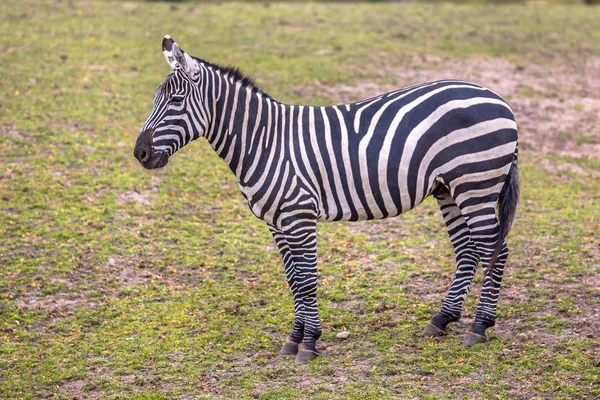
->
<box><xmin>162</xmin><ymin>35</ymin><xmax>200</xmax><ymax>77</ymax></box>
<box><xmin>162</xmin><ymin>35</ymin><xmax>179</xmax><ymax>69</ymax></box>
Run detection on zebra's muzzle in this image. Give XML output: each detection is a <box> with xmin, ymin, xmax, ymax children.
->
<box><xmin>134</xmin><ymin>130</ymin><xmax>169</xmax><ymax>170</ymax></box>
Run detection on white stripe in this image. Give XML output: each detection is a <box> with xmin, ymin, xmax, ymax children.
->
<box><xmin>333</xmin><ymin>106</ymin><xmax>366</xmax><ymax>218</ymax></box>
<box><xmin>454</xmin><ymin>182</ymin><xmax>505</xmax><ymax>206</ymax></box>
<box><xmin>308</xmin><ymin>107</ymin><xmax>337</xmax><ymax>220</ymax></box>
<box><xmin>321</xmin><ymin>107</ymin><xmax>349</xmax><ymax>219</ymax></box>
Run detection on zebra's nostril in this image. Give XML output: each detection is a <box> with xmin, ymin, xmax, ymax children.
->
<box><xmin>134</xmin><ymin>146</ymin><xmax>152</xmax><ymax>164</ymax></box>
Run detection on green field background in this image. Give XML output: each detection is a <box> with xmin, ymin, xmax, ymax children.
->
<box><xmin>1</xmin><ymin>1</ymin><xmax>599</xmax><ymax>399</ymax></box>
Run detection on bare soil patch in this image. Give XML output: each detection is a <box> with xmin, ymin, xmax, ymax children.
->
<box><xmin>117</xmin><ymin>177</ymin><xmax>161</xmax><ymax>206</ymax></box>
<box><xmin>533</xmin><ymin>154</ymin><xmax>600</xmax><ymax>178</ymax></box>
<box><xmin>15</xmin><ymin>252</ymin><xmax>215</xmax><ymax>325</ymax></box>
<box><xmin>0</xmin><ymin>122</ymin><xmax>28</xmax><ymax>140</ymax></box>
<box><xmin>52</xmin><ymin>379</ymin><xmax>100</xmax><ymax>400</ymax></box>
<box><xmin>117</xmin><ymin>190</ymin><xmax>154</xmax><ymax>206</ymax></box>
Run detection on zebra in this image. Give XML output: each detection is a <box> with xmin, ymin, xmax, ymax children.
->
<box><xmin>134</xmin><ymin>36</ymin><xmax>519</xmax><ymax>363</ymax></box>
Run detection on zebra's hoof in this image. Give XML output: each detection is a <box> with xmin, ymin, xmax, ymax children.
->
<box><xmin>423</xmin><ymin>323</ymin><xmax>446</xmax><ymax>337</ymax></box>
<box><xmin>280</xmin><ymin>338</ymin><xmax>299</xmax><ymax>356</ymax></box>
<box><xmin>295</xmin><ymin>344</ymin><xmax>319</xmax><ymax>363</ymax></box>
<box><xmin>462</xmin><ymin>331</ymin><xmax>488</xmax><ymax>347</ymax></box>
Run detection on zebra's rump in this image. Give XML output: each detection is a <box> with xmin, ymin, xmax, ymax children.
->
<box><xmin>291</xmin><ymin>80</ymin><xmax>518</xmax><ymax>223</ymax></box>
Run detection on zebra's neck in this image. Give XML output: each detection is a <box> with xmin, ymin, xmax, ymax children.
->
<box><xmin>202</xmin><ymin>66</ymin><xmax>287</xmax><ymax>185</ymax></box>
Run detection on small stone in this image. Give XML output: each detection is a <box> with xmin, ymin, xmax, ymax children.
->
<box><xmin>336</xmin><ymin>331</ymin><xmax>350</xmax><ymax>339</ymax></box>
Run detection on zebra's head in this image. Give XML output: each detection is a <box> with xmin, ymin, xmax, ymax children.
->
<box><xmin>134</xmin><ymin>35</ymin><xmax>207</xmax><ymax>169</ymax></box>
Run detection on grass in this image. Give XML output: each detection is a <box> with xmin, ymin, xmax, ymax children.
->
<box><xmin>1</xmin><ymin>0</ymin><xmax>599</xmax><ymax>399</ymax></box>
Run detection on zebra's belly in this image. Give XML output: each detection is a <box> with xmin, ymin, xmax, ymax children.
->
<box><xmin>315</xmin><ymin>171</ymin><xmax>427</xmax><ymax>223</ymax></box>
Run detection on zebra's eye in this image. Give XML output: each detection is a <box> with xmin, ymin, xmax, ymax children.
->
<box><xmin>170</xmin><ymin>96</ymin><xmax>184</xmax><ymax>105</ymax></box>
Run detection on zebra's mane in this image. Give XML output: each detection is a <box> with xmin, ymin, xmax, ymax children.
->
<box><xmin>193</xmin><ymin>57</ymin><xmax>271</xmax><ymax>99</ymax></box>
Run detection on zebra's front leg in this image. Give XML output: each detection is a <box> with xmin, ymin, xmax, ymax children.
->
<box><xmin>281</xmin><ymin>221</ymin><xmax>321</xmax><ymax>363</ymax></box>
<box><xmin>425</xmin><ymin>189</ymin><xmax>480</xmax><ymax>337</ymax></box>
<box><xmin>269</xmin><ymin>226</ymin><xmax>304</xmax><ymax>356</ymax></box>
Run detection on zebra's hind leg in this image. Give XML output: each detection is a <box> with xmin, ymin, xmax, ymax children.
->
<box><xmin>464</xmin><ymin>239</ymin><xmax>509</xmax><ymax>347</ymax></box>
<box><xmin>424</xmin><ymin>187</ymin><xmax>480</xmax><ymax>337</ymax></box>
<box><xmin>458</xmin><ymin>203</ymin><xmax>508</xmax><ymax>346</ymax></box>
<box><xmin>269</xmin><ymin>226</ymin><xmax>304</xmax><ymax>356</ymax></box>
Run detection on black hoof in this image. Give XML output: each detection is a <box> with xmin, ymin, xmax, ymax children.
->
<box><xmin>463</xmin><ymin>331</ymin><xmax>488</xmax><ymax>347</ymax></box>
<box><xmin>280</xmin><ymin>337</ymin><xmax>299</xmax><ymax>356</ymax></box>
<box><xmin>295</xmin><ymin>344</ymin><xmax>319</xmax><ymax>363</ymax></box>
<box><xmin>423</xmin><ymin>323</ymin><xmax>446</xmax><ymax>337</ymax></box>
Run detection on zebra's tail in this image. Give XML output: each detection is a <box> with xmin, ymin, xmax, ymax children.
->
<box><xmin>486</xmin><ymin>152</ymin><xmax>520</xmax><ymax>271</ymax></box>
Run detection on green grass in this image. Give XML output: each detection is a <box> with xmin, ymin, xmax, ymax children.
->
<box><xmin>1</xmin><ymin>1</ymin><xmax>599</xmax><ymax>399</ymax></box>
